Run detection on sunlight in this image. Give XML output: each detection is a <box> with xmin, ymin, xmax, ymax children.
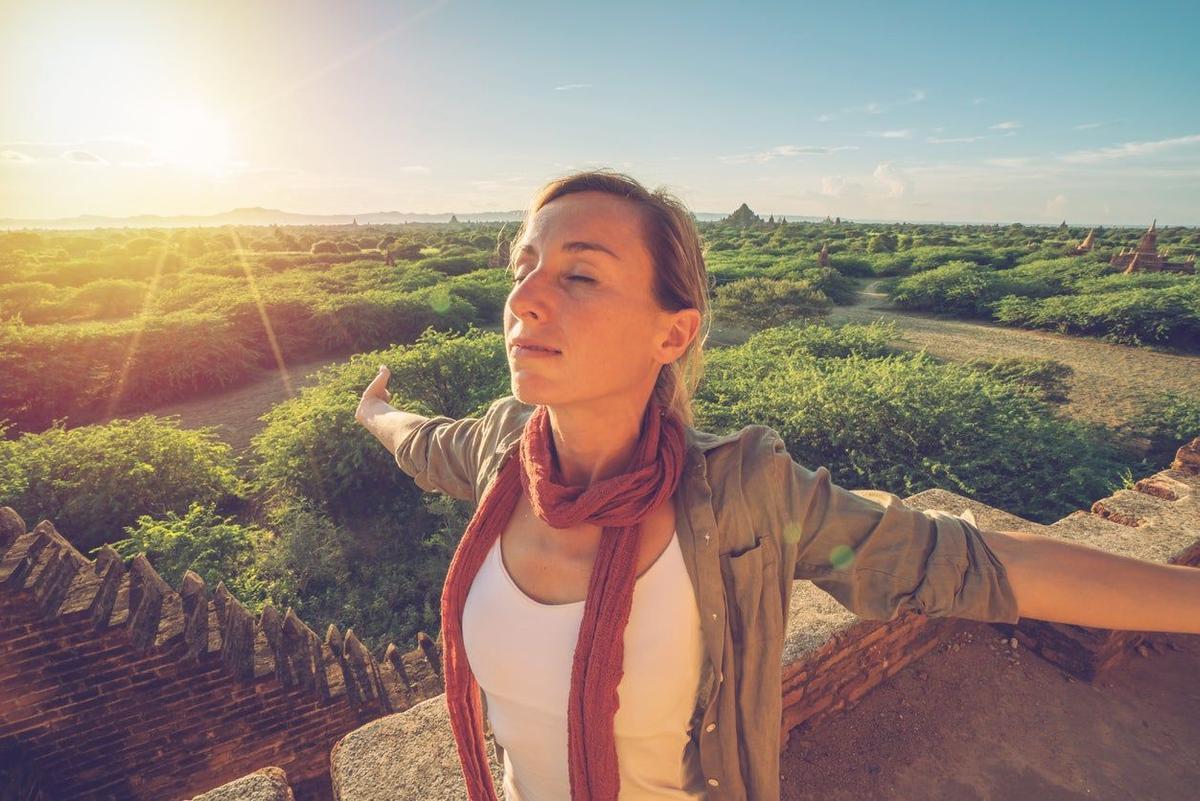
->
<box><xmin>147</xmin><ymin>103</ymin><xmax>234</xmax><ymax>176</ymax></box>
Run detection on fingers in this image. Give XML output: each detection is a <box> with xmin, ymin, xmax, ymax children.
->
<box><xmin>370</xmin><ymin>364</ymin><xmax>390</xmax><ymax>398</ymax></box>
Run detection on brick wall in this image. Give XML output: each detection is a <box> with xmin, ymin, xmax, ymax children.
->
<box><xmin>0</xmin><ymin>508</ymin><xmax>445</xmax><ymax>801</ymax></box>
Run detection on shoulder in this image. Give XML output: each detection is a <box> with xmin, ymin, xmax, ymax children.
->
<box><xmin>696</xmin><ymin>424</ymin><xmax>784</xmax><ymax>548</ymax></box>
<box><xmin>700</xmin><ymin>423</ymin><xmax>783</xmax><ymax>480</ymax></box>
<box><xmin>486</xmin><ymin>394</ymin><xmax>536</xmax><ymax>444</ymax></box>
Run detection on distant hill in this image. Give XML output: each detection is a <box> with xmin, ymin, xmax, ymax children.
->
<box><xmin>0</xmin><ymin>207</ymin><xmax>530</xmax><ymax>231</ymax></box>
<box><xmin>0</xmin><ymin>207</ymin><xmax>827</xmax><ymax>231</ymax></box>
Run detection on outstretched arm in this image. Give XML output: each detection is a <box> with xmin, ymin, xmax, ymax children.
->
<box><xmin>980</xmin><ymin>528</ymin><xmax>1200</xmax><ymax>634</ymax></box>
<box><xmin>764</xmin><ymin>429</ymin><xmax>1200</xmax><ymax>633</ymax></box>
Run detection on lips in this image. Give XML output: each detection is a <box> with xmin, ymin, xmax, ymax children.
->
<box><xmin>510</xmin><ymin>338</ymin><xmax>562</xmax><ymax>354</ymax></box>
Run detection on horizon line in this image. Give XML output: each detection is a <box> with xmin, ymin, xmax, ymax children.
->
<box><xmin>0</xmin><ymin>206</ymin><xmax>1190</xmax><ymax>232</ymax></box>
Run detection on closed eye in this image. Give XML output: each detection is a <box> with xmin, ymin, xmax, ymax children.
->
<box><xmin>509</xmin><ymin>273</ymin><xmax>595</xmax><ymax>283</ymax></box>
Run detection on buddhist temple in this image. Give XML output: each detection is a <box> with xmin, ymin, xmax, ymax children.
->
<box><xmin>1071</xmin><ymin>228</ymin><xmax>1096</xmax><ymax>256</ymax></box>
<box><xmin>1110</xmin><ymin>220</ymin><xmax>1196</xmax><ymax>275</ymax></box>
<box><xmin>723</xmin><ymin>203</ymin><xmax>764</xmax><ymax>228</ymax></box>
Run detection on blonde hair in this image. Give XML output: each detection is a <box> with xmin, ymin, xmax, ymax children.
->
<box><xmin>504</xmin><ymin>169</ymin><xmax>712</xmax><ymax>428</ymax></box>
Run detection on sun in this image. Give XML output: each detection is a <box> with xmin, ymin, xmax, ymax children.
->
<box><xmin>147</xmin><ymin>103</ymin><xmax>234</xmax><ymax>176</ymax></box>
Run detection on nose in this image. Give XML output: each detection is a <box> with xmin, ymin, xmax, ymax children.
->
<box><xmin>507</xmin><ymin>265</ymin><xmax>554</xmax><ymax>323</ymax></box>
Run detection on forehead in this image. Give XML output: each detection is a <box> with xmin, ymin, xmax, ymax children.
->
<box><xmin>519</xmin><ymin>192</ymin><xmax>647</xmax><ymax>260</ymax></box>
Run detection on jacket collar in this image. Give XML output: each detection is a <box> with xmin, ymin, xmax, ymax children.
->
<box><xmin>491</xmin><ymin>411</ymin><xmax>745</xmax><ymax>461</ymax></box>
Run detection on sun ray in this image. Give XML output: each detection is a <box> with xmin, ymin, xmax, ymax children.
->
<box><xmin>102</xmin><ymin>245</ymin><xmax>170</xmax><ymax>421</ymax></box>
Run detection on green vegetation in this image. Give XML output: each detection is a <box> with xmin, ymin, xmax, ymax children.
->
<box><xmin>889</xmin><ymin>256</ymin><xmax>1199</xmax><ymax>348</ymax></box>
<box><xmin>712</xmin><ymin>276</ymin><xmax>831</xmax><ymax>330</ymax></box>
<box><xmin>692</xmin><ymin>321</ymin><xmax>1127</xmax><ymax>523</ymax></box>
<box><xmin>0</xmin><ymin>415</ymin><xmax>243</xmax><ymax>553</ymax></box>
<box><xmin>1</xmin><ymin>216</ymin><xmax>1195</xmax><ymax>656</ymax></box>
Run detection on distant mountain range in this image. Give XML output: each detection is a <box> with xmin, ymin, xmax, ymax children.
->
<box><xmin>0</xmin><ymin>206</ymin><xmax>823</xmax><ymax>231</ymax></box>
<box><xmin>1</xmin><ymin>206</ymin><xmax>1159</xmax><ymax>231</ymax></box>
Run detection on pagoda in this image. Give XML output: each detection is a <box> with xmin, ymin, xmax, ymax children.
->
<box><xmin>1070</xmin><ymin>228</ymin><xmax>1096</xmax><ymax>256</ymax></box>
<box><xmin>1110</xmin><ymin>220</ymin><xmax>1195</xmax><ymax>275</ymax></box>
<box><xmin>723</xmin><ymin>203</ymin><xmax>764</xmax><ymax>228</ymax></box>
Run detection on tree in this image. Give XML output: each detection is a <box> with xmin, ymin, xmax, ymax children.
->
<box><xmin>712</xmin><ymin>277</ymin><xmax>831</xmax><ymax>331</ymax></box>
<box><xmin>868</xmin><ymin>232</ymin><xmax>898</xmax><ymax>253</ymax></box>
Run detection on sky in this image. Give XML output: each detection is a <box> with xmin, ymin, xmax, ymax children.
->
<box><xmin>1</xmin><ymin>0</ymin><xmax>1198</xmax><ymax>225</ymax></box>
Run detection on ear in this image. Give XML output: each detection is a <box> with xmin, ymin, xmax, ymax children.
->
<box><xmin>657</xmin><ymin>308</ymin><xmax>702</xmax><ymax>363</ymax></box>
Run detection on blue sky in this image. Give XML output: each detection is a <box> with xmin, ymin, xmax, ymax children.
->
<box><xmin>1</xmin><ymin>0</ymin><xmax>1197</xmax><ymax>224</ymax></box>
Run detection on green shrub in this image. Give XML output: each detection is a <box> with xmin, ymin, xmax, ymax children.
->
<box><xmin>0</xmin><ymin>311</ymin><xmax>261</xmax><ymax>432</ymax></box>
<box><xmin>890</xmin><ymin>260</ymin><xmax>1009</xmax><ymax>315</ymax></box>
<box><xmin>962</xmin><ymin>356</ymin><xmax>1074</xmax><ymax>404</ymax></box>
<box><xmin>713</xmin><ymin>277</ymin><xmax>831</xmax><ymax>330</ymax></box>
<box><xmin>311</xmin><ymin>240</ymin><xmax>340</xmax><ymax>255</ymax></box>
<box><xmin>444</xmin><ymin>268</ymin><xmax>509</xmax><ymax>323</ymax></box>
<box><xmin>1127</xmin><ymin>391</ymin><xmax>1200</xmax><ymax>468</ymax></box>
<box><xmin>737</xmin><ymin>319</ymin><xmax>901</xmax><ymax>362</ymax></box>
<box><xmin>0</xmin><ymin>415</ymin><xmax>244</xmax><ymax>552</ymax></box>
<box><xmin>692</xmin><ymin>331</ymin><xmax>1128</xmax><ymax>524</ymax></box>
<box><xmin>106</xmin><ymin>501</ymin><xmax>274</xmax><ymax>612</ymax></box>
<box><xmin>252</xmin><ymin>490</ymin><xmax>457</xmax><ymax>654</ymax></box>
<box><xmin>61</xmin><ymin>278</ymin><xmax>150</xmax><ymax>320</ymax></box>
<box><xmin>414</xmin><ymin>256</ymin><xmax>488</xmax><ymax>277</ymax></box>
<box><xmin>0</xmin><ymin>282</ymin><xmax>60</xmax><ymax>320</ymax></box>
<box><xmin>248</xmin><ymin>325</ymin><xmax>509</xmax><ymax>516</ymax></box>
<box><xmin>993</xmin><ymin>282</ymin><xmax>1200</xmax><ymax>347</ymax></box>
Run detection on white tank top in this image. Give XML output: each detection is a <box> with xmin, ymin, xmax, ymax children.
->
<box><xmin>462</xmin><ymin>529</ymin><xmax>707</xmax><ymax>801</ymax></box>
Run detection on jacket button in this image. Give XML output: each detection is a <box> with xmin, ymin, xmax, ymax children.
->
<box><xmin>707</xmin><ymin>778</ymin><xmax>720</xmax><ymax>787</ymax></box>
<box><xmin>705</xmin><ymin>722</ymin><xmax>717</xmax><ymax>732</ymax></box>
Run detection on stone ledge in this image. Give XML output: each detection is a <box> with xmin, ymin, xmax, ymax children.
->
<box><xmin>330</xmin><ymin>694</ymin><xmax>504</xmax><ymax>801</ymax></box>
<box><xmin>183</xmin><ymin>766</ymin><xmax>294</xmax><ymax>801</ymax></box>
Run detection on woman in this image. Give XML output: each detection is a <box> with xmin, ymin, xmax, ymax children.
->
<box><xmin>356</xmin><ymin>170</ymin><xmax>1200</xmax><ymax>801</ymax></box>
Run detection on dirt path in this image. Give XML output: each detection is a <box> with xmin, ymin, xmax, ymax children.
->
<box><xmin>124</xmin><ymin>352</ymin><xmax>351</xmax><ymax>456</ymax></box>
<box><xmin>781</xmin><ymin>620</ymin><xmax>1200</xmax><ymax>801</ymax></box>
<box><xmin>830</xmin><ymin>279</ymin><xmax>1200</xmax><ymax>432</ymax></box>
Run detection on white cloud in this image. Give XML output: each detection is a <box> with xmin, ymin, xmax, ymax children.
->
<box><xmin>1043</xmin><ymin>193</ymin><xmax>1067</xmax><ymax>218</ymax></box>
<box><xmin>819</xmin><ymin>175</ymin><xmax>854</xmax><ymax>197</ymax></box>
<box><xmin>870</xmin><ymin>129</ymin><xmax>914</xmax><ymax>139</ymax></box>
<box><xmin>1058</xmin><ymin>133</ymin><xmax>1200</xmax><ymax>164</ymax></box>
<box><xmin>872</xmin><ymin>162</ymin><xmax>910</xmax><ymax>198</ymax></box>
<box><xmin>816</xmin><ymin>89</ymin><xmax>925</xmax><ymax>122</ymax></box>
<box><xmin>1073</xmin><ymin>121</ymin><xmax>1107</xmax><ymax>130</ymax></box>
<box><xmin>61</xmin><ymin>150</ymin><xmax>108</xmax><ymax>165</ymax></box>
<box><xmin>718</xmin><ymin>144</ymin><xmax>858</xmax><ymax>164</ymax></box>
<box><xmin>928</xmin><ymin>135</ymin><xmax>984</xmax><ymax>144</ymax></box>
<box><xmin>971</xmin><ymin>97</ymin><xmax>986</xmax><ymax>105</ymax></box>
<box><xmin>982</xmin><ymin>157</ymin><xmax>1035</xmax><ymax>168</ymax></box>
<box><xmin>553</xmin><ymin>83</ymin><xmax>592</xmax><ymax>91</ymax></box>
<box><xmin>989</xmin><ymin>121</ymin><xmax>1022</xmax><ymax>130</ymax></box>
<box><xmin>399</xmin><ymin>165</ymin><xmax>432</xmax><ymax>174</ymax></box>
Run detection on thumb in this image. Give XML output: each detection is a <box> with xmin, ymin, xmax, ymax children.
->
<box><xmin>372</xmin><ymin>364</ymin><xmax>390</xmax><ymax>396</ymax></box>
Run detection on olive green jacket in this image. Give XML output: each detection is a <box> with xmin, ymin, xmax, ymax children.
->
<box><xmin>393</xmin><ymin>395</ymin><xmax>1021</xmax><ymax>801</ymax></box>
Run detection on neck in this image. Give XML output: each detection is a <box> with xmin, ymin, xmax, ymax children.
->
<box><xmin>543</xmin><ymin>395</ymin><xmax>655</xmax><ymax>487</ymax></box>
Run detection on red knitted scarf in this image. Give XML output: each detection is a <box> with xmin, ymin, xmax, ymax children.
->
<box><xmin>440</xmin><ymin>399</ymin><xmax>687</xmax><ymax>800</ymax></box>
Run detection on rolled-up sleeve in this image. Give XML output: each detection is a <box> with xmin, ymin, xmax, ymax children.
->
<box><xmin>394</xmin><ymin>410</ymin><xmax>492</xmax><ymax>503</ymax></box>
<box><xmin>765</xmin><ymin>433</ymin><xmax>1020</xmax><ymax>624</ymax></box>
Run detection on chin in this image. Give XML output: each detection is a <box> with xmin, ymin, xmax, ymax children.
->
<box><xmin>510</xmin><ymin>379</ymin><xmax>570</xmax><ymax>407</ymax></box>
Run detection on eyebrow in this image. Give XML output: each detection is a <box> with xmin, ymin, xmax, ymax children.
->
<box><xmin>517</xmin><ymin>240</ymin><xmax>621</xmax><ymax>262</ymax></box>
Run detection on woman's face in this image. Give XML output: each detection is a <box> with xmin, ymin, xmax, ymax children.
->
<box><xmin>503</xmin><ymin>190</ymin><xmax>695</xmax><ymax>409</ymax></box>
